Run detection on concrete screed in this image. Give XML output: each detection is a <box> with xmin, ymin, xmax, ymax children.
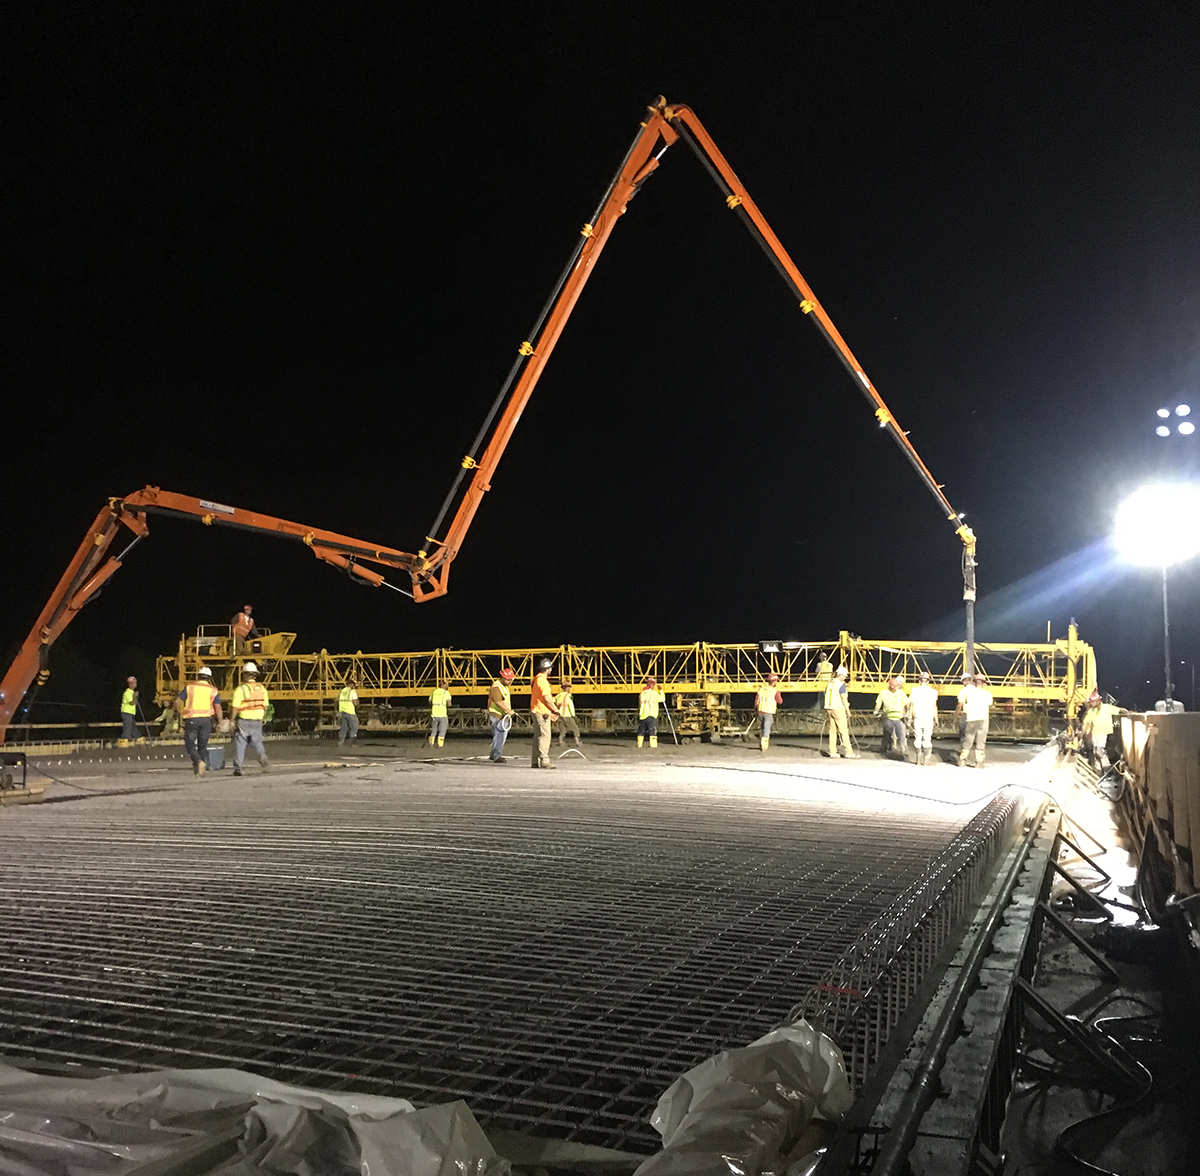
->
<box><xmin>0</xmin><ymin>734</ymin><xmax>1041</xmax><ymax>1153</ymax></box>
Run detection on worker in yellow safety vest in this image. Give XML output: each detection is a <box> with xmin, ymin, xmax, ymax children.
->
<box><xmin>555</xmin><ymin>679</ymin><xmax>582</xmax><ymax>747</ymax></box>
<box><xmin>230</xmin><ymin>661</ymin><xmax>270</xmax><ymax>777</ymax></box>
<box><xmin>874</xmin><ymin>675</ymin><xmax>910</xmax><ymax>758</ymax></box>
<box><xmin>637</xmin><ymin>677</ymin><xmax>666</xmax><ymax>749</ymax></box>
<box><xmin>120</xmin><ymin>675</ymin><xmax>140</xmax><ymax>745</ymax></box>
<box><xmin>823</xmin><ymin>666</ymin><xmax>858</xmax><ymax>758</ymax></box>
<box><xmin>487</xmin><ymin>667</ymin><xmax>516</xmax><ymax>763</ymax></box>
<box><xmin>754</xmin><ymin>673</ymin><xmax>783</xmax><ymax>752</ymax></box>
<box><xmin>429</xmin><ymin>679</ymin><xmax>452</xmax><ymax>747</ymax></box>
<box><xmin>1081</xmin><ymin>689</ymin><xmax>1121</xmax><ymax>770</ymax></box>
<box><xmin>175</xmin><ymin>666</ymin><xmax>223</xmax><ymax>776</ymax></box>
<box><xmin>337</xmin><ymin>677</ymin><xmax>360</xmax><ymax>748</ymax></box>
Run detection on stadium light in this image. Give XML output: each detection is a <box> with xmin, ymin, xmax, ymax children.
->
<box><xmin>1114</xmin><ymin>483</ymin><xmax>1200</xmax><ymax>708</ymax></box>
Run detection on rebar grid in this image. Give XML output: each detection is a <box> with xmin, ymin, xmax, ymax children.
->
<box><xmin>797</xmin><ymin>792</ymin><xmax>1022</xmax><ymax>1083</ymax></box>
<box><xmin>0</xmin><ymin>764</ymin><xmax>1005</xmax><ymax>1151</ymax></box>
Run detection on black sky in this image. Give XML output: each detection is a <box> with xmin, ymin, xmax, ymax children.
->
<box><xmin>4</xmin><ymin>2</ymin><xmax>1199</xmax><ymax>709</ymax></box>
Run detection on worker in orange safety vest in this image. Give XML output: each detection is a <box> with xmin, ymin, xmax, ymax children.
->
<box><xmin>175</xmin><ymin>666</ymin><xmax>223</xmax><ymax>776</ymax></box>
<box><xmin>754</xmin><ymin>673</ymin><xmax>782</xmax><ymax>752</ymax></box>
<box><xmin>231</xmin><ymin>604</ymin><xmax>257</xmax><ymax>654</ymax></box>
<box><xmin>530</xmin><ymin>657</ymin><xmax>562</xmax><ymax>769</ymax></box>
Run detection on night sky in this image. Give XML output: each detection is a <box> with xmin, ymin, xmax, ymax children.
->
<box><xmin>5</xmin><ymin>3</ymin><xmax>1199</xmax><ymax>712</ymax></box>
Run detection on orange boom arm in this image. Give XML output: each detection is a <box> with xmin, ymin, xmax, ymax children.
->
<box><xmin>415</xmin><ymin>97</ymin><xmax>975</xmax><ymax>622</ymax></box>
<box><xmin>0</xmin><ymin>486</ymin><xmax>425</xmax><ymax>740</ymax></box>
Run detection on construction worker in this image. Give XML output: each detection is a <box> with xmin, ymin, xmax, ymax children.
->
<box><xmin>120</xmin><ymin>676</ymin><xmax>139</xmax><ymax>744</ymax></box>
<box><xmin>823</xmin><ymin>666</ymin><xmax>857</xmax><ymax>757</ymax></box>
<box><xmin>175</xmin><ymin>666</ymin><xmax>222</xmax><ymax>776</ymax></box>
<box><xmin>910</xmin><ymin>671</ymin><xmax>939</xmax><ymax>765</ymax></box>
<box><xmin>637</xmin><ymin>677</ymin><xmax>666</xmax><ymax>748</ymax></box>
<box><xmin>1080</xmin><ymin>690</ymin><xmax>1120</xmax><ymax>770</ymax></box>
<box><xmin>957</xmin><ymin>673</ymin><xmax>993</xmax><ymax>767</ymax></box>
<box><xmin>874</xmin><ymin>675</ymin><xmax>910</xmax><ymax>757</ymax></box>
<box><xmin>555</xmin><ymin>679</ymin><xmax>582</xmax><ymax>747</ymax></box>
<box><xmin>754</xmin><ymin>673</ymin><xmax>782</xmax><ymax>752</ymax></box>
<box><xmin>428</xmin><ymin>679</ymin><xmax>452</xmax><ymax>747</ymax></box>
<box><xmin>488</xmin><ymin>667</ymin><xmax>515</xmax><ymax>763</ymax></box>
<box><xmin>530</xmin><ymin>657</ymin><xmax>562</xmax><ymax>768</ymax></box>
<box><xmin>337</xmin><ymin>676</ymin><xmax>359</xmax><ymax>747</ymax></box>
<box><xmin>154</xmin><ymin>704</ymin><xmax>180</xmax><ymax>737</ymax></box>
<box><xmin>231</xmin><ymin>605</ymin><xmax>257</xmax><ymax>654</ymax></box>
<box><xmin>957</xmin><ymin>672</ymin><xmax>973</xmax><ymax>744</ymax></box>
<box><xmin>230</xmin><ymin>662</ymin><xmax>270</xmax><ymax>776</ymax></box>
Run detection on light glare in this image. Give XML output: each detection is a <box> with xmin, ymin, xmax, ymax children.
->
<box><xmin>1180</xmin><ymin>421</ymin><xmax>1196</xmax><ymax>436</ymax></box>
<box><xmin>1157</xmin><ymin>408</ymin><xmax>1171</xmax><ymax>418</ymax></box>
<box><xmin>1176</xmin><ymin>405</ymin><xmax>1191</xmax><ymax>417</ymax></box>
<box><xmin>1114</xmin><ymin>483</ymin><xmax>1200</xmax><ymax>567</ymax></box>
<box><xmin>1156</xmin><ymin>425</ymin><xmax>1171</xmax><ymax>437</ymax></box>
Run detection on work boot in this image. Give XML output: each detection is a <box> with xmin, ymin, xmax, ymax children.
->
<box><xmin>760</xmin><ymin>737</ymin><xmax>769</xmax><ymax>752</ymax></box>
<box><xmin>233</xmin><ymin>768</ymin><xmax>243</xmax><ymax>777</ymax></box>
<box><xmin>260</xmin><ymin>759</ymin><xmax>270</xmax><ymax>773</ymax></box>
<box><xmin>650</xmin><ymin>736</ymin><xmax>658</xmax><ymax>749</ymax></box>
<box><xmin>197</xmin><ymin>760</ymin><xmax>207</xmax><ymax>776</ymax></box>
<box><xmin>637</xmin><ymin>735</ymin><xmax>644</xmax><ymax>748</ymax></box>
<box><xmin>118</xmin><ymin>739</ymin><xmax>130</xmax><ymax>749</ymax></box>
<box><xmin>539</xmin><ymin>759</ymin><xmax>558</xmax><ymax>770</ymax></box>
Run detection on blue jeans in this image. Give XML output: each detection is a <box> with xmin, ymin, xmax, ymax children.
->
<box><xmin>233</xmin><ymin>719</ymin><xmax>267</xmax><ymax>770</ymax></box>
<box><xmin>490</xmin><ymin>715</ymin><xmax>509</xmax><ymax>760</ymax></box>
<box><xmin>121</xmin><ymin>713</ymin><xmax>138</xmax><ymax>740</ymax></box>
<box><xmin>338</xmin><ymin>713</ymin><xmax>359</xmax><ymax>744</ymax></box>
<box><xmin>184</xmin><ymin>717</ymin><xmax>211</xmax><ymax>771</ymax></box>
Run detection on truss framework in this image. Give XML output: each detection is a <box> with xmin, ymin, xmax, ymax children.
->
<box><xmin>157</xmin><ymin>627</ymin><xmax>1096</xmax><ymax>715</ymax></box>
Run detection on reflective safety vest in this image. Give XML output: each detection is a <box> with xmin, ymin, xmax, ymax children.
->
<box><xmin>338</xmin><ymin>687</ymin><xmax>358</xmax><ymax>715</ymax></box>
<box><xmin>555</xmin><ymin>691</ymin><xmax>576</xmax><ymax>718</ymax></box>
<box><xmin>121</xmin><ymin>688</ymin><xmax>137</xmax><ymax>715</ymax></box>
<box><xmin>875</xmin><ymin>687</ymin><xmax>908</xmax><ymax>720</ymax></box>
<box><xmin>429</xmin><ymin>687</ymin><xmax>452</xmax><ymax>717</ymax></box>
<box><xmin>824</xmin><ymin>679</ymin><xmax>847</xmax><ymax>711</ymax></box>
<box><xmin>232</xmin><ymin>612</ymin><xmax>253</xmax><ymax>637</ymax></box>
<box><xmin>1091</xmin><ymin>703</ymin><xmax>1119</xmax><ymax>739</ymax></box>
<box><xmin>232</xmin><ymin>682</ymin><xmax>268</xmax><ymax>720</ymax></box>
<box><xmin>755</xmin><ymin>685</ymin><xmax>780</xmax><ymax>715</ymax></box>
<box><xmin>488</xmin><ymin>681</ymin><xmax>511</xmax><ymax>717</ymax></box>
<box><xmin>181</xmin><ymin>682</ymin><xmax>219</xmax><ymax>718</ymax></box>
<box><xmin>639</xmin><ymin>689</ymin><xmax>664</xmax><ymax>720</ymax></box>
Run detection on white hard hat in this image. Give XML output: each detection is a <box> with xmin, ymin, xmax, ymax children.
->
<box><xmin>895</xmin><ymin>675</ymin><xmax>905</xmax><ymax>685</ymax></box>
<box><xmin>243</xmin><ymin>662</ymin><xmax>259</xmax><ymax>675</ymax></box>
<box><xmin>835</xmin><ymin>665</ymin><xmax>848</xmax><ymax>677</ymax></box>
<box><xmin>198</xmin><ymin>667</ymin><xmax>213</xmax><ymax>678</ymax></box>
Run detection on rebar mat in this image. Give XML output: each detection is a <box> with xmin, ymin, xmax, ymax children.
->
<box><xmin>0</xmin><ymin>761</ymin><xmax>1003</xmax><ymax>1151</ymax></box>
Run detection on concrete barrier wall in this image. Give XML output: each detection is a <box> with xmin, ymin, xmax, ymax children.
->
<box><xmin>1121</xmin><ymin>712</ymin><xmax>1200</xmax><ymax>892</ymax></box>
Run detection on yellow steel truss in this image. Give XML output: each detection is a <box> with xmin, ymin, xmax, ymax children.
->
<box><xmin>157</xmin><ymin>626</ymin><xmax>1096</xmax><ymax>715</ymax></box>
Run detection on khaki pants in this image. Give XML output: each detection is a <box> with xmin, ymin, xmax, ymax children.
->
<box><xmin>826</xmin><ymin>708</ymin><xmax>852</xmax><ymax>756</ymax></box>
<box><xmin>961</xmin><ymin>719</ymin><xmax>988</xmax><ymax>765</ymax></box>
<box><xmin>557</xmin><ymin>716</ymin><xmax>582</xmax><ymax>745</ymax></box>
<box><xmin>532</xmin><ymin>713</ymin><xmax>552</xmax><ymax>766</ymax></box>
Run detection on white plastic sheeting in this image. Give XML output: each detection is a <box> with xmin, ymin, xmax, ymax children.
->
<box><xmin>0</xmin><ymin>1062</ymin><xmax>509</xmax><ymax>1176</ymax></box>
<box><xmin>633</xmin><ymin>1023</ymin><xmax>853</xmax><ymax>1176</ymax></box>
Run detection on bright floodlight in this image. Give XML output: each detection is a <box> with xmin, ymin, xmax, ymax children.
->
<box><xmin>1177</xmin><ymin>404</ymin><xmax>1191</xmax><ymax>416</ymax></box>
<box><xmin>1156</xmin><ymin>425</ymin><xmax>1171</xmax><ymax>437</ymax></box>
<box><xmin>1157</xmin><ymin>408</ymin><xmax>1171</xmax><ymax>418</ymax></box>
<box><xmin>1181</xmin><ymin>421</ymin><xmax>1196</xmax><ymax>436</ymax></box>
<box><xmin>1114</xmin><ymin>483</ymin><xmax>1200</xmax><ymax>567</ymax></box>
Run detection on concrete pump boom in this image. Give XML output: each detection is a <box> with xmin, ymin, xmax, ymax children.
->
<box><xmin>1</xmin><ymin>96</ymin><xmax>978</xmax><ymax>741</ymax></box>
<box><xmin>417</xmin><ymin>96</ymin><xmax>978</xmax><ymax>651</ymax></box>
